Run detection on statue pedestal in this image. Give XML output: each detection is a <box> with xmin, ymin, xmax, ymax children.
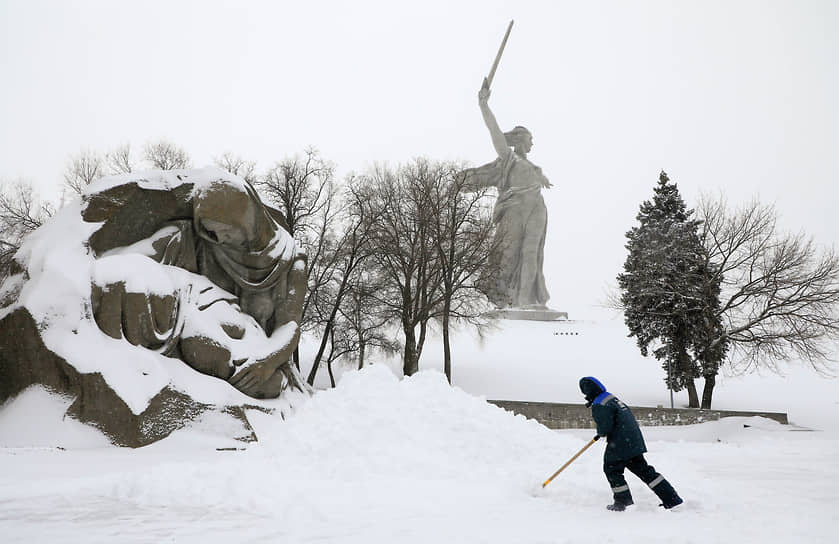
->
<box><xmin>488</xmin><ymin>306</ymin><xmax>568</xmax><ymax>322</ymax></box>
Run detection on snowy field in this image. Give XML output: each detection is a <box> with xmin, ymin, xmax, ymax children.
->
<box><xmin>2</xmin><ymin>319</ymin><xmax>838</xmax><ymax>543</ymax></box>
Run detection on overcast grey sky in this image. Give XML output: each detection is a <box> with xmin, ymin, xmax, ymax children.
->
<box><xmin>1</xmin><ymin>0</ymin><xmax>837</xmax><ymax>319</ymax></box>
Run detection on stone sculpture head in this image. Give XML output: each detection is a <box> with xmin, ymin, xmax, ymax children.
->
<box><xmin>504</xmin><ymin>125</ymin><xmax>533</xmax><ymax>155</ymax></box>
<box><xmin>193</xmin><ymin>180</ymin><xmax>272</xmax><ymax>252</ymax></box>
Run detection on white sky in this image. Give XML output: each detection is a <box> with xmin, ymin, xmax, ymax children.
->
<box><xmin>1</xmin><ymin>0</ymin><xmax>837</xmax><ymax>319</ymax></box>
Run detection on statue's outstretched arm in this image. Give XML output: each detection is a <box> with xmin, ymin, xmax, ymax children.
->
<box><xmin>478</xmin><ymin>78</ymin><xmax>511</xmax><ymax>160</ymax></box>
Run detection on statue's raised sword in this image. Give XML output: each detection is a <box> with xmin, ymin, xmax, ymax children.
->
<box><xmin>486</xmin><ymin>20</ymin><xmax>514</xmax><ymax>88</ymax></box>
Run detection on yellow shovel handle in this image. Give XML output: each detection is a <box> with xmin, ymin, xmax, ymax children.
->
<box><xmin>541</xmin><ymin>435</ymin><xmax>600</xmax><ymax>488</ymax></box>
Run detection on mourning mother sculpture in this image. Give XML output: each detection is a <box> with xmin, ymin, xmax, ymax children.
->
<box><xmin>86</xmin><ymin>169</ymin><xmax>308</xmax><ymax>398</ymax></box>
<box><xmin>0</xmin><ymin>168</ymin><xmax>308</xmax><ymax>446</ymax></box>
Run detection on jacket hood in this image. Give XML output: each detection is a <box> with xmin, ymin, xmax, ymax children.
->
<box><xmin>579</xmin><ymin>376</ymin><xmax>606</xmax><ymax>403</ymax></box>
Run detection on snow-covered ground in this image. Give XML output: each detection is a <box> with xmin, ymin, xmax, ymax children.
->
<box><xmin>2</xmin><ymin>319</ymin><xmax>838</xmax><ymax>543</ymax></box>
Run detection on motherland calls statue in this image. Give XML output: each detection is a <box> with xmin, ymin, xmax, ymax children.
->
<box><xmin>461</xmin><ymin>21</ymin><xmax>554</xmax><ymax>312</ymax></box>
<box><xmin>463</xmin><ymin>80</ymin><xmax>551</xmax><ymax>309</ymax></box>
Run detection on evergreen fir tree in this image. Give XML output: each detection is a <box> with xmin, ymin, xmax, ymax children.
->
<box><xmin>617</xmin><ymin>171</ymin><xmax>717</xmax><ymax>408</ymax></box>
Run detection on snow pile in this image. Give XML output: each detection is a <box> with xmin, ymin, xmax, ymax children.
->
<box><xmin>252</xmin><ymin>365</ymin><xmax>579</xmax><ymax>479</ymax></box>
<box><xmin>96</xmin><ymin>365</ymin><xmax>592</xmax><ymax>511</ymax></box>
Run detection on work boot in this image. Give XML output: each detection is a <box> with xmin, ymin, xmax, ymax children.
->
<box><xmin>648</xmin><ymin>476</ymin><xmax>682</xmax><ymax>509</ymax></box>
<box><xmin>659</xmin><ymin>497</ymin><xmax>683</xmax><ymax>510</ymax></box>
<box><xmin>606</xmin><ymin>494</ymin><xmax>633</xmax><ymax>512</ymax></box>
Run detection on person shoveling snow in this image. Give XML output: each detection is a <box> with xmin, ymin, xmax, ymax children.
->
<box><xmin>579</xmin><ymin>376</ymin><xmax>684</xmax><ymax>511</ymax></box>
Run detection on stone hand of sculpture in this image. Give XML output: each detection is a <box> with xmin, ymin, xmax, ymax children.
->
<box><xmin>479</xmin><ymin>77</ymin><xmax>491</xmax><ymax>103</ymax></box>
<box><xmin>91</xmin><ymin>281</ymin><xmax>179</xmax><ymax>349</ymax></box>
<box><xmin>229</xmin><ymin>357</ymin><xmax>281</xmax><ymax>396</ymax></box>
<box><xmin>90</xmin><ymin>255</ymin><xmax>181</xmax><ymax>352</ymax></box>
<box><xmin>226</xmin><ymin>259</ymin><xmax>305</xmax><ymax>398</ymax></box>
<box><xmin>226</xmin><ymin>318</ymin><xmax>301</xmax><ymax>398</ymax></box>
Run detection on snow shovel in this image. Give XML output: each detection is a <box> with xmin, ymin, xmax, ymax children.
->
<box><xmin>541</xmin><ymin>435</ymin><xmax>600</xmax><ymax>488</ymax></box>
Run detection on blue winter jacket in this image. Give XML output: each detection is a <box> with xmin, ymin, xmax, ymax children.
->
<box><xmin>579</xmin><ymin>377</ymin><xmax>647</xmax><ymax>463</ymax></box>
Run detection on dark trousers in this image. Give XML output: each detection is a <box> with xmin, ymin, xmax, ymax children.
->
<box><xmin>604</xmin><ymin>454</ymin><xmax>681</xmax><ymax>507</ymax></box>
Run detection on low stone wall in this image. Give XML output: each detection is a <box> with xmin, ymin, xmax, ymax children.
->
<box><xmin>488</xmin><ymin>400</ymin><xmax>788</xmax><ymax>429</ymax></box>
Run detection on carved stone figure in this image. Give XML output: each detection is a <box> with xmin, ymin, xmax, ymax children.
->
<box><xmin>0</xmin><ymin>168</ymin><xmax>309</xmax><ymax>446</ymax></box>
<box><xmin>86</xmin><ymin>170</ymin><xmax>307</xmax><ymax>398</ymax></box>
<box><xmin>462</xmin><ymin>79</ymin><xmax>551</xmax><ymax>308</ymax></box>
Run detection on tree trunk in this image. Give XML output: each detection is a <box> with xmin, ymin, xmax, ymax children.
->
<box><xmin>357</xmin><ymin>341</ymin><xmax>366</xmax><ymax>370</ymax></box>
<box><xmin>326</xmin><ymin>330</ymin><xmax>336</xmax><ymax>388</ymax></box>
<box><xmin>701</xmin><ymin>374</ymin><xmax>716</xmax><ymax>409</ymax></box>
<box><xmin>403</xmin><ymin>323</ymin><xmax>418</xmax><ymax>376</ymax></box>
<box><xmin>676</xmin><ymin>348</ymin><xmax>700</xmax><ymax>408</ymax></box>
<box><xmin>305</xmin><ymin>344</ymin><xmax>320</xmax><ymax>385</ymax></box>
<box><xmin>686</xmin><ymin>379</ymin><xmax>699</xmax><ymax>409</ymax></box>
<box><xmin>307</xmin><ymin>319</ymin><xmax>333</xmax><ymax>385</ymax></box>
<box><xmin>327</xmin><ymin>359</ymin><xmax>336</xmax><ymax>388</ymax></box>
<box><xmin>442</xmin><ymin>296</ymin><xmax>452</xmax><ymax>384</ymax></box>
<box><xmin>306</xmin><ymin>272</ymin><xmax>351</xmax><ymax>385</ymax></box>
<box><xmin>416</xmin><ymin>318</ymin><xmax>428</xmax><ymax>363</ymax></box>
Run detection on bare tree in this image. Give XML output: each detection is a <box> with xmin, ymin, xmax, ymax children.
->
<box><xmin>0</xmin><ymin>180</ymin><xmax>54</xmax><ymax>281</ymax></box>
<box><xmin>214</xmin><ymin>152</ymin><xmax>257</xmax><ymax>185</ymax></box>
<box><xmin>257</xmin><ymin>147</ymin><xmax>335</xmax><ymax>241</ymax></box>
<box><xmin>105</xmin><ymin>143</ymin><xmax>135</xmax><ymax>175</ymax></box>
<box><xmin>339</xmin><ymin>272</ymin><xmax>401</xmax><ymax>371</ymax></box>
<box><xmin>303</xmin><ymin>272</ymin><xmax>400</xmax><ymax>388</ymax></box>
<box><xmin>429</xmin><ymin>161</ymin><xmax>498</xmax><ymax>383</ymax></box>
<box><xmin>321</xmin><ymin>326</ymin><xmax>347</xmax><ymax>388</ymax></box>
<box><xmin>143</xmin><ymin>139</ymin><xmax>191</xmax><ymax>170</ymax></box>
<box><xmin>310</xmin><ymin>275</ymin><xmax>400</xmax><ymax>388</ymax></box>
<box><xmin>363</xmin><ymin>159</ymin><xmax>446</xmax><ymax>376</ymax></box>
<box><xmin>304</xmin><ymin>177</ymin><xmax>377</xmax><ymax>385</ymax></box>
<box><xmin>695</xmin><ymin>195</ymin><xmax>839</xmax><ymax>407</ymax></box>
<box><xmin>64</xmin><ymin>150</ymin><xmax>105</xmax><ymax>195</ymax></box>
